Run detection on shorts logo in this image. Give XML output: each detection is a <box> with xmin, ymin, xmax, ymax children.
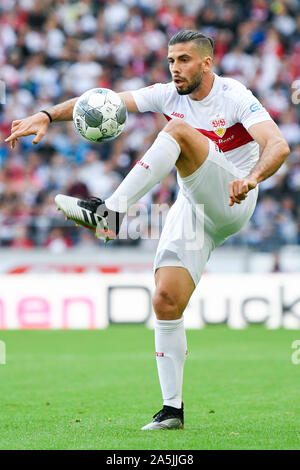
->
<box><xmin>156</xmin><ymin>352</ymin><xmax>164</xmax><ymax>357</ymax></box>
<box><xmin>211</xmin><ymin>115</ymin><xmax>226</xmax><ymax>137</ymax></box>
<box><xmin>250</xmin><ymin>102</ymin><xmax>261</xmax><ymax>112</ymax></box>
<box><xmin>171</xmin><ymin>112</ymin><xmax>184</xmax><ymax>118</ymax></box>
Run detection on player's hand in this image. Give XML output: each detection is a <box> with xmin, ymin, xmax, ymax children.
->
<box><xmin>4</xmin><ymin>112</ymin><xmax>51</xmax><ymax>149</ymax></box>
<box><xmin>228</xmin><ymin>178</ymin><xmax>258</xmax><ymax>206</ymax></box>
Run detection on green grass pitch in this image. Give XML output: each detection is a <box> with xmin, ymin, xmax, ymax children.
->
<box><xmin>0</xmin><ymin>325</ymin><xmax>299</xmax><ymax>450</ymax></box>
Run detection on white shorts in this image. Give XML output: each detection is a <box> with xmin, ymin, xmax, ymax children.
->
<box><xmin>154</xmin><ymin>139</ymin><xmax>259</xmax><ymax>286</ymax></box>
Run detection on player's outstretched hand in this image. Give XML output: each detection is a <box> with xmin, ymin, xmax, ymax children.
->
<box><xmin>4</xmin><ymin>112</ymin><xmax>51</xmax><ymax>149</ymax></box>
<box><xmin>228</xmin><ymin>177</ymin><xmax>258</xmax><ymax>206</ymax></box>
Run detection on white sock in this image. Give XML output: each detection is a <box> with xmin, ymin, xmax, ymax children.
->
<box><xmin>155</xmin><ymin>317</ymin><xmax>187</xmax><ymax>409</ymax></box>
<box><xmin>105</xmin><ymin>131</ymin><xmax>181</xmax><ymax>212</ymax></box>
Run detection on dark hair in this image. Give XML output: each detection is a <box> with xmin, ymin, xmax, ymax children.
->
<box><xmin>168</xmin><ymin>30</ymin><xmax>214</xmax><ymax>57</ymax></box>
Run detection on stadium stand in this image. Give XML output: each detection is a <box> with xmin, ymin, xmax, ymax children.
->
<box><xmin>0</xmin><ymin>0</ymin><xmax>300</xmax><ymax>256</ymax></box>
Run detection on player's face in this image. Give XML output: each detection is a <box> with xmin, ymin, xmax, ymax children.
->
<box><xmin>168</xmin><ymin>42</ymin><xmax>206</xmax><ymax>95</ymax></box>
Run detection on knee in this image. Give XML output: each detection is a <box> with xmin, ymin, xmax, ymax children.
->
<box><xmin>164</xmin><ymin>119</ymin><xmax>190</xmax><ymax>143</ymax></box>
<box><xmin>152</xmin><ymin>288</ymin><xmax>181</xmax><ymax>320</ymax></box>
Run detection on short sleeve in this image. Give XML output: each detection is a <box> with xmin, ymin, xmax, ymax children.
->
<box><xmin>131</xmin><ymin>83</ymin><xmax>166</xmax><ymax>113</ymax></box>
<box><xmin>236</xmin><ymin>89</ymin><xmax>272</xmax><ymax>130</ymax></box>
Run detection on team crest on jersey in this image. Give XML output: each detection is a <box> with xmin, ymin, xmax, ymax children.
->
<box><xmin>211</xmin><ymin>115</ymin><xmax>226</xmax><ymax>137</ymax></box>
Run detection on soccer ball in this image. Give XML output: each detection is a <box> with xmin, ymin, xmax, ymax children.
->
<box><xmin>73</xmin><ymin>88</ymin><xmax>127</xmax><ymax>143</ymax></box>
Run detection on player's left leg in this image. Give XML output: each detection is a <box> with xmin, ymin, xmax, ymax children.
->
<box><xmin>141</xmin><ymin>266</ymin><xmax>195</xmax><ymax>430</ymax></box>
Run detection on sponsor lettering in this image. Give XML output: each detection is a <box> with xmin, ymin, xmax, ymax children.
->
<box><xmin>0</xmin><ymin>275</ymin><xmax>299</xmax><ymax>329</ymax></box>
<box><xmin>171</xmin><ymin>112</ymin><xmax>184</xmax><ymax>118</ymax></box>
<box><xmin>218</xmin><ymin>134</ymin><xmax>234</xmax><ymax>144</ymax></box>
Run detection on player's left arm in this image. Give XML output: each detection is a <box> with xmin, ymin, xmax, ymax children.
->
<box><xmin>228</xmin><ymin>120</ymin><xmax>290</xmax><ymax>206</ymax></box>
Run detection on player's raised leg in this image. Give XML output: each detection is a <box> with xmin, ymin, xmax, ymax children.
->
<box><xmin>105</xmin><ymin>119</ymin><xmax>209</xmax><ymax>211</ymax></box>
<box><xmin>141</xmin><ymin>266</ymin><xmax>195</xmax><ymax>430</ymax></box>
<box><xmin>55</xmin><ymin>120</ymin><xmax>209</xmax><ymax>238</ymax></box>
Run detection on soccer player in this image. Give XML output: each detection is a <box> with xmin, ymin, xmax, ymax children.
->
<box><xmin>6</xmin><ymin>30</ymin><xmax>290</xmax><ymax>430</ymax></box>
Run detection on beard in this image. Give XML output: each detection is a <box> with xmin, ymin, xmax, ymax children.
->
<box><xmin>175</xmin><ymin>72</ymin><xmax>203</xmax><ymax>95</ymax></box>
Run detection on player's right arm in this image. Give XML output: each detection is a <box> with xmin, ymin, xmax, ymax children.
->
<box><xmin>5</xmin><ymin>97</ymin><xmax>78</xmax><ymax>148</ymax></box>
<box><xmin>4</xmin><ymin>92</ymin><xmax>139</xmax><ymax>149</ymax></box>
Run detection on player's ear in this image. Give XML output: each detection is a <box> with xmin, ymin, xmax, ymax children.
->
<box><xmin>202</xmin><ymin>56</ymin><xmax>213</xmax><ymax>72</ymax></box>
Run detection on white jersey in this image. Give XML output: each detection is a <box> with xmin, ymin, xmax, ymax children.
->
<box><xmin>131</xmin><ymin>74</ymin><xmax>272</xmax><ymax>175</ymax></box>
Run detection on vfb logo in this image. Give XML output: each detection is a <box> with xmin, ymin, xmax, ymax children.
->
<box><xmin>211</xmin><ymin>115</ymin><xmax>226</xmax><ymax>137</ymax></box>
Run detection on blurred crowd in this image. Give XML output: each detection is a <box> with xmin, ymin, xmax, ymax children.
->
<box><xmin>0</xmin><ymin>0</ymin><xmax>300</xmax><ymax>253</ymax></box>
